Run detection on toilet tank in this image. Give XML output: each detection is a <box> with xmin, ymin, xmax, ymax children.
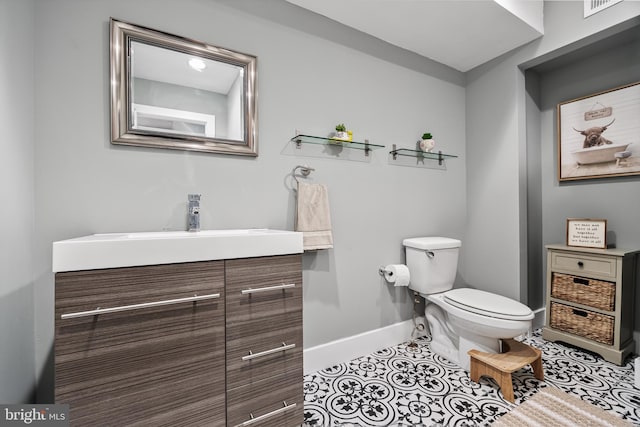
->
<box><xmin>403</xmin><ymin>237</ymin><xmax>461</xmax><ymax>295</ymax></box>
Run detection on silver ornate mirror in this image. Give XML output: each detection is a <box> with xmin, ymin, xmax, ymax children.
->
<box><xmin>110</xmin><ymin>19</ymin><xmax>258</xmax><ymax>156</ymax></box>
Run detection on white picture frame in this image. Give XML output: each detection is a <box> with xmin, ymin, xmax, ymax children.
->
<box><xmin>557</xmin><ymin>81</ymin><xmax>640</xmax><ymax>181</ymax></box>
<box><xmin>566</xmin><ymin>218</ymin><xmax>607</xmax><ymax>249</ymax></box>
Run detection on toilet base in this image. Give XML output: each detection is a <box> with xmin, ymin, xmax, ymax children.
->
<box><xmin>458</xmin><ymin>334</ymin><xmax>500</xmax><ymax>371</ymax></box>
<box><xmin>425</xmin><ymin>303</ymin><xmax>503</xmax><ymax>371</ymax></box>
<box><xmin>425</xmin><ymin>304</ymin><xmax>460</xmax><ymax>365</ymax></box>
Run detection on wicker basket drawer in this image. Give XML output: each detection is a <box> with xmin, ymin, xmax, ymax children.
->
<box><xmin>551</xmin><ymin>273</ymin><xmax>615</xmax><ymax>311</ymax></box>
<box><xmin>549</xmin><ymin>302</ymin><xmax>614</xmax><ymax>345</ymax></box>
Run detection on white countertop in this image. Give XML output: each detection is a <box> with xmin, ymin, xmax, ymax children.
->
<box><xmin>52</xmin><ymin>229</ymin><xmax>303</xmax><ymax>272</ymax></box>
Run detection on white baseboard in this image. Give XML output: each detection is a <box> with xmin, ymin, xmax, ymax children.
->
<box><xmin>304</xmin><ymin>319</ymin><xmax>422</xmax><ymax>375</ymax></box>
<box><xmin>304</xmin><ymin>309</ymin><xmax>549</xmax><ymax>375</ymax></box>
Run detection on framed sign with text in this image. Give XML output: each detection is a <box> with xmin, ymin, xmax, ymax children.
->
<box><xmin>566</xmin><ymin>218</ymin><xmax>607</xmax><ymax>249</ymax></box>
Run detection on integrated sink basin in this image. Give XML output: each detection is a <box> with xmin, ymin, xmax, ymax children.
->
<box><xmin>53</xmin><ymin>229</ymin><xmax>303</xmax><ymax>272</ymax></box>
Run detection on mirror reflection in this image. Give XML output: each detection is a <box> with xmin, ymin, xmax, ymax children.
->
<box><xmin>130</xmin><ymin>41</ymin><xmax>244</xmax><ymax>140</ymax></box>
<box><xmin>110</xmin><ymin>19</ymin><xmax>258</xmax><ymax>156</ymax></box>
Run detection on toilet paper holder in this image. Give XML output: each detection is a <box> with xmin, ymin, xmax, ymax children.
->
<box><xmin>378</xmin><ymin>265</ymin><xmax>392</xmax><ymax>276</ymax></box>
<box><xmin>379</xmin><ymin>264</ymin><xmax>411</xmax><ymax>287</ymax></box>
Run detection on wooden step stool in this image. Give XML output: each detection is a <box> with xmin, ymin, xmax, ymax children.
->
<box><xmin>468</xmin><ymin>339</ymin><xmax>544</xmax><ymax>403</ymax></box>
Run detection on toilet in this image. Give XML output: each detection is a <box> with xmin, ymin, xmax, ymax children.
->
<box><xmin>403</xmin><ymin>236</ymin><xmax>533</xmax><ymax>370</ymax></box>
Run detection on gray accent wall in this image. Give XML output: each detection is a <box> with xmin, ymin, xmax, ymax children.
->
<box><xmin>464</xmin><ymin>1</ymin><xmax>640</xmax><ymax>304</ymax></box>
<box><xmin>531</xmin><ymin>31</ymin><xmax>640</xmax><ymax>323</ymax></box>
<box><xmin>0</xmin><ymin>0</ymin><xmax>36</xmax><ymax>403</ymax></box>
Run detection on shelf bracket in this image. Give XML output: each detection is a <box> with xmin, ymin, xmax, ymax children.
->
<box><xmin>364</xmin><ymin>139</ymin><xmax>370</xmax><ymax>157</ymax></box>
<box><xmin>438</xmin><ymin>150</ymin><xmax>443</xmax><ymax>165</ymax></box>
<box><xmin>295</xmin><ymin>138</ymin><xmax>302</xmax><ymax>149</ymax></box>
<box><xmin>391</xmin><ymin>144</ymin><xmax>398</xmax><ymax>160</ymax></box>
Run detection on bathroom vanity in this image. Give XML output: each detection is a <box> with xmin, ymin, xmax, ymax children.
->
<box><xmin>542</xmin><ymin>244</ymin><xmax>639</xmax><ymax>365</ymax></box>
<box><xmin>53</xmin><ymin>229</ymin><xmax>303</xmax><ymax>426</ymax></box>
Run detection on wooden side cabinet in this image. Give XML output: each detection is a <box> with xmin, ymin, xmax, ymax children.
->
<box><xmin>55</xmin><ymin>261</ymin><xmax>226</xmax><ymax>426</ymax></box>
<box><xmin>542</xmin><ymin>244</ymin><xmax>639</xmax><ymax>365</ymax></box>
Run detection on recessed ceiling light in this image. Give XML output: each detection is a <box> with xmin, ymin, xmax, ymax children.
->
<box><xmin>188</xmin><ymin>58</ymin><xmax>206</xmax><ymax>72</ymax></box>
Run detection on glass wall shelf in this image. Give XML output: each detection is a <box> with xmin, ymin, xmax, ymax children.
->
<box><xmin>291</xmin><ymin>134</ymin><xmax>385</xmax><ymax>157</ymax></box>
<box><xmin>389</xmin><ymin>144</ymin><xmax>457</xmax><ymax>165</ymax></box>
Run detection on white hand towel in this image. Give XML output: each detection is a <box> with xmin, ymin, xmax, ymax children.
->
<box><xmin>295</xmin><ymin>182</ymin><xmax>334</xmax><ymax>250</ymax></box>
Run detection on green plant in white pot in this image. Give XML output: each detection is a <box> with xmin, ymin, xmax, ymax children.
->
<box><xmin>419</xmin><ymin>132</ymin><xmax>435</xmax><ymax>152</ymax></box>
<box><xmin>335</xmin><ymin>123</ymin><xmax>348</xmax><ymax>140</ymax></box>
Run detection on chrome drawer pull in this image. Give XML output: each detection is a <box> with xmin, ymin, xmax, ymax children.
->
<box><xmin>242</xmin><ymin>342</ymin><xmax>296</xmax><ymax>361</ymax></box>
<box><xmin>236</xmin><ymin>401</ymin><xmax>297</xmax><ymax>427</ymax></box>
<box><xmin>241</xmin><ymin>283</ymin><xmax>296</xmax><ymax>295</ymax></box>
<box><xmin>60</xmin><ymin>293</ymin><xmax>221</xmax><ymax>319</ymax></box>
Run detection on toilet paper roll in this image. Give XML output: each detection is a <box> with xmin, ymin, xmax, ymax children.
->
<box><xmin>384</xmin><ymin>264</ymin><xmax>410</xmax><ymax>287</ymax></box>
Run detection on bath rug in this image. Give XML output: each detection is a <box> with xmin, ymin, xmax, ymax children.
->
<box><xmin>492</xmin><ymin>386</ymin><xmax>631</xmax><ymax>426</ymax></box>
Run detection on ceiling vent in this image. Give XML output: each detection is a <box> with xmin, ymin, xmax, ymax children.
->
<box><xmin>584</xmin><ymin>0</ymin><xmax>624</xmax><ymax>17</ymax></box>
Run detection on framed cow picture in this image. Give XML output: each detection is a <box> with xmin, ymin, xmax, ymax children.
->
<box><xmin>557</xmin><ymin>81</ymin><xmax>640</xmax><ymax>181</ymax></box>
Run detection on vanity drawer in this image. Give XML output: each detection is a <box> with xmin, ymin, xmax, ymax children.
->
<box><xmin>551</xmin><ymin>272</ymin><xmax>615</xmax><ymax>311</ymax></box>
<box><xmin>550</xmin><ymin>251</ymin><xmax>616</xmax><ymax>278</ymax></box>
<box><xmin>226</xmin><ymin>314</ymin><xmax>302</xmax><ymax>389</ymax></box>
<box><xmin>55</xmin><ymin>261</ymin><xmax>226</xmax><ymax>426</ymax></box>
<box><xmin>55</xmin><ymin>261</ymin><xmax>225</xmax><ymax>315</ymax></box>
<box><xmin>549</xmin><ymin>302</ymin><xmax>614</xmax><ymax>345</ymax></box>
<box><xmin>225</xmin><ymin>255</ymin><xmax>302</xmax><ymax>325</ymax></box>
<box><xmin>227</xmin><ymin>371</ymin><xmax>303</xmax><ymax>427</ymax></box>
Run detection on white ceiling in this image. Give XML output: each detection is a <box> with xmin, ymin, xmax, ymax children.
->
<box><xmin>285</xmin><ymin>0</ymin><xmax>544</xmax><ymax>72</ymax></box>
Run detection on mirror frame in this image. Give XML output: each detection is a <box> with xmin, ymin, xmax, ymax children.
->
<box><xmin>110</xmin><ymin>18</ymin><xmax>258</xmax><ymax>156</ymax></box>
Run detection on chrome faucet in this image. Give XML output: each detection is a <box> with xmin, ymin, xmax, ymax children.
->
<box><xmin>187</xmin><ymin>194</ymin><xmax>201</xmax><ymax>232</ymax></box>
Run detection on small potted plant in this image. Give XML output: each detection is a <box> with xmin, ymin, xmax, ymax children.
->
<box><xmin>335</xmin><ymin>123</ymin><xmax>348</xmax><ymax>140</ymax></box>
<box><xmin>419</xmin><ymin>132</ymin><xmax>435</xmax><ymax>152</ymax></box>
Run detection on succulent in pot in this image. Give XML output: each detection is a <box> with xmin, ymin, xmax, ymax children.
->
<box><xmin>419</xmin><ymin>132</ymin><xmax>435</xmax><ymax>152</ymax></box>
<box><xmin>335</xmin><ymin>123</ymin><xmax>348</xmax><ymax>140</ymax></box>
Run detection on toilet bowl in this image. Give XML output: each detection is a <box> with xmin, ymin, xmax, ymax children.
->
<box><xmin>403</xmin><ymin>237</ymin><xmax>533</xmax><ymax>370</ymax></box>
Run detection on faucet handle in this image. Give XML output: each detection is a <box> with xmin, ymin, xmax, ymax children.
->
<box><xmin>188</xmin><ymin>193</ymin><xmax>201</xmax><ymax>202</ymax></box>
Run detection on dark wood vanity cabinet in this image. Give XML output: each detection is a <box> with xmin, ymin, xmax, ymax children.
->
<box><xmin>55</xmin><ymin>255</ymin><xmax>303</xmax><ymax>426</ymax></box>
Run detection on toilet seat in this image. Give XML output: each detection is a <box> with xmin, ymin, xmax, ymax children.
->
<box><xmin>444</xmin><ymin>288</ymin><xmax>533</xmax><ymax>321</ymax></box>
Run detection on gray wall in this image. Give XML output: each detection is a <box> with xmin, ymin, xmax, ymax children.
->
<box><xmin>31</xmin><ymin>0</ymin><xmax>466</xmax><ymax>401</ymax></box>
<box><xmin>0</xmin><ymin>0</ymin><xmax>36</xmax><ymax>403</ymax></box>
<box><xmin>525</xmin><ymin>69</ymin><xmax>543</xmax><ymax>309</ymax></box>
<box><xmin>464</xmin><ymin>1</ymin><xmax>640</xmax><ymax>303</ymax></box>
<box><xmin>533</xmin><ymin>35</ymin><xmax>640</xmax><ymax>319</ymax></box>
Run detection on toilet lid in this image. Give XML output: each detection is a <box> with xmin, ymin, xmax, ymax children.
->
<box><xmin>444</xmin><ymin>288</ymin><xmax>533</xmax><ymax>320</ymax></box>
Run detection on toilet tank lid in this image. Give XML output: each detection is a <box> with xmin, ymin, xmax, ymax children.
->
<box><xmin>403</xmin><ymin>237</ymin><xmax>461</xmax><ymax>250</ymax></box>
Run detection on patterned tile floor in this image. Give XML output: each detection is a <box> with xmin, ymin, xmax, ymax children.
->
<box><xmin>303</xmin><ymin>329</ymin><xmax>640</xmax><ymax>426</ymax></box>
